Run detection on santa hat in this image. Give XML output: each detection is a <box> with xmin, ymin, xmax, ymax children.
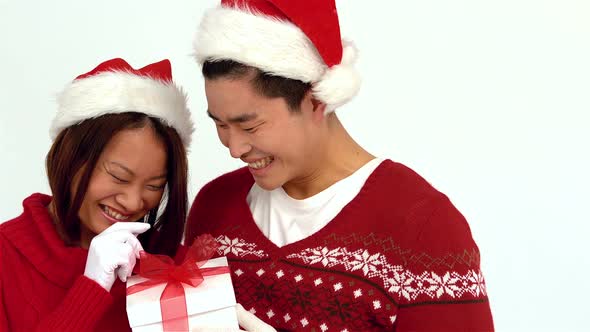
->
<box><xmin>50</xmin><ymin>58</ymin><xmax>193</xmax><ymax>147</ymax></box>
<box><xmin>194</xmin><ymin>0</ymin><xmax>361</xmax><ymax>112</ymax></box>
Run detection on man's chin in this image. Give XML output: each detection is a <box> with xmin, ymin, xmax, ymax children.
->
<box><xmin>254</xmin><ymin>179</ymin><xmax>282</xmax><ymax>192</ymax></box>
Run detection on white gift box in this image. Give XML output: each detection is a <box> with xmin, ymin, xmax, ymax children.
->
<box><xmin>126</xmin><ymin>256</ymin><xmax>239</xmax><ymax>331</ymax></box>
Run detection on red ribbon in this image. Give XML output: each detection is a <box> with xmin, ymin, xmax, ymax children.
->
<box><xmin>127</xmin><ymin>234</ymin><xmax>229</xmax><ymax>331</ymax></box>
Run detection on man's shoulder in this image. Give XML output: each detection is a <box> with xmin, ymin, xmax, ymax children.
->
<box><xmin>185</xmin><ymin>168</ymin><xmax>253</xmax><ymax>241</ymax></box>
<box><xmin>372</xmin><ymin>159</ymin><xmax>445</xmax><ymax>201</ymax></box>
<box><xmin>196</xmin><ymin>167</ymin><xmax>254</xmax><ymax>200</ymax></box>
<box><xmin>377</xmin><ymin>160</ymin><xmax>478</xmax><ymax>252</ymax></box>
<box><xmin>367</xmin><ymin>160</ymin><xmax>473</xmax><ymax>236</ymax></box>
<box><xmin>205</xmin><ymin>166</ymin><xmax>253</xmax><ymax>189</ymax></box>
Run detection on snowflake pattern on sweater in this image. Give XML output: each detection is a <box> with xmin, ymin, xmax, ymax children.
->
<box><xmin>216</xmin><ymin>234</ymin><xmax>487</xmax><ymax>303</ymax></box>
<box><xmin>287</xmin><ymin>245</ymin><xmax>487</xmax><ymax>302</ymax></box>
<box><xmin>213</xmin><ymin>233</ymin><xmax>488</xmax><ymax>331</ymax></box>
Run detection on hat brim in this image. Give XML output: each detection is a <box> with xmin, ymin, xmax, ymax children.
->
<box><xmin>51</xmin><ymin>71</ymin><xmax>193</xmax><ymax>147</ymax></box>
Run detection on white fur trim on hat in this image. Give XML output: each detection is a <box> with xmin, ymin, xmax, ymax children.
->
<box><xmin>51</xmin><ymin>71</ymin><xmax>193</xmax><ymax>147</ymax></box>
<box><xmin>194</xmin><ymin>6</ymin><xmax>361</xmax><ymax>112</ymax></box>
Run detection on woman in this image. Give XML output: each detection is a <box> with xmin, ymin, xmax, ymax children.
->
<box><xmin>0</xmin><ymin>58</ymin><xmax>193</xmax><ymax>331</ymax></box>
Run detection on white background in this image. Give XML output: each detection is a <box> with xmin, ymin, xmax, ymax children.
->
<box><xmin>1</xmin><ymin>1</ymin><xmax>589</xmax><ymax>331</ymax></box>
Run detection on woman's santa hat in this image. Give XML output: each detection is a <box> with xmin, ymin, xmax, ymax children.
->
<box><xmin>50</xmin><ymin>58</ymin><xmax>193</xmax><ymax>147</ymax></box>
<box><xmin>194</xmin><ymin>0</ymin><xmax>361</xmax><ymax>112</ymax></box>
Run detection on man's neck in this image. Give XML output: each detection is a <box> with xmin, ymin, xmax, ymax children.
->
<box><xmin>283</xmin><ymin>115</ymin><xmax>374</xmax><ymax>199</ymax></box>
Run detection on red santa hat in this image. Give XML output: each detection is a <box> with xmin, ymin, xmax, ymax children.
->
<box><xmin>50</xmin><ymin>58</ymin><xmax>193</xmax><ymax>147</ymax></box>
<box><xmin>194</xmin><ymin>0</ymin><xmax>361</xmax><ymax>112</ymax></box>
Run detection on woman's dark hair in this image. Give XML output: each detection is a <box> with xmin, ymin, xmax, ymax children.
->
<box><xmin>202</xmin><ymin>59</ymin><xmax>311</xmax><ymax>111</ymax></box>
<box><xmin>46</xmin><ymin>112</ymin><xmax>188</xmax><ymax>256</ymax></box>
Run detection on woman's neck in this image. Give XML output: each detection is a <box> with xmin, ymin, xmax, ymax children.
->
<box><xmin>47</xmin><ymin>200</ymin><xmax>87</xmax><ymax>248</ymax></box>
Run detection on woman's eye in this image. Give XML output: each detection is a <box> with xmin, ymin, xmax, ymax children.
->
<box><xmin>110</xmin><ymin>173</ymin><xmax>129</xmax><ymax>183</ymax></box>
<box><xmin>147</xmin><ymin>184</ymin><xmax>165</xmax><ymax>191</ymax></box>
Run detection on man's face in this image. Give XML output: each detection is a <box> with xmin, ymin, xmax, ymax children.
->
<box><xmin>205</xmin><ymin>75</ymin><xmax>323</xmax><ymax>191</ymax></box>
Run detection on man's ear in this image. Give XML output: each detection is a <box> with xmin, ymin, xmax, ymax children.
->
<box><xmin>300</xmin><ymin>90</ymin><xmax>326</xmax><ymax>120</ymax></box>
<box><xmin>311</xmin><ymin>97</ymin><xmax>326</xmax><ymax>114</ymax></box>
<box><xmin>306</xmin><ymin>89</ymin><xmax>326</xmax><ymax>115</ymax></box>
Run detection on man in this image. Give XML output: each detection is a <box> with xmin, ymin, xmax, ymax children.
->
<box><xmin>184</xmin><ymin>0</ymin><xmax>494</xmax><ymax>330</ymax></box>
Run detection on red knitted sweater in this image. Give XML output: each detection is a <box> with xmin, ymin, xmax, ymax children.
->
<box><xmin>184</xmin><ymin>160</ymin><xmax>494</xmax><ymax>331</ymax></box>
<box><xmin>0</xmin><ymin>193</ymin><xmax>131</xmax><ymax>331</ymax></box>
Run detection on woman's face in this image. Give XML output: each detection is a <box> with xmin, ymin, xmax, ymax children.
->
<box><xmin>76</xmin><ymin>126</ymin><xmax>168</xmax><ymax>247</ymax></box>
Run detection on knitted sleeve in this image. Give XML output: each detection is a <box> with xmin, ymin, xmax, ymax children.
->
<box><xmin>184</xmin><ymin>183</ymin><xmax>212</xmax><ymax>248</ymax></box>
<box><xmin>0</xmin><ymin>247</ymin><xmax>8</xmax><ymax>331</ymax></box>
<box><xmin>394</xmin><ymin>196</ymin><xmax>494</xmax><ymax>332</ymax></box>
<box><xmin>33</xmin><ymin>276</ymin><xmax>113</xmax><ymax>331</ymax></box>
<box><xmin>0</xmin><ymin>251</ymin><xmax>113</xmax><ymax>331</ymax></box>
<box><xmin>184</xmin><ymin>172</ymin><xmax>234</xmax><ymax>246</ymax></box>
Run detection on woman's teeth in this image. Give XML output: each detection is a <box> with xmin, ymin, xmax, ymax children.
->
<box><xmin>248</xmin><ymin>156</ymin><xmax>274</xmax><ymax>170</ymax></box>
<box><xmin>102</xmin><ymin>205</ymin><xmax>130</xmax><ymax>221</ymax></box>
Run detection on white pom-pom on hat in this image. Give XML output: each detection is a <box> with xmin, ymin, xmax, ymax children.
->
<box><xmin>313</xmin><ymin>41</ymin><xmax>361</xmax><ymax>113</ymax></box>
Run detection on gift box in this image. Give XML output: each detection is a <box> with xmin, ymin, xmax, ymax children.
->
<box><xmin>126</xmin><ymin>235</ymin><xmax>239</xmax><ymax>331</ymax></box>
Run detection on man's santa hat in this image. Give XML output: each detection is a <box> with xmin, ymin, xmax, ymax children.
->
<box><xmin>50</xmin><ymin>58</ymin><xmax>193</xmax><ymax>147</ymax></box>
<box><xmin>194</xmin><ymin>0</ymin><xmax>361</xmax><ymax>112</ymax></box>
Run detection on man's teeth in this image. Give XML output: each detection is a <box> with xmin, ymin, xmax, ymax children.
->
<box><xmin>248</xmin><ymin>157</ymin><xmax>274</xmax><ymax>170</ymax></box>
<box><xmin>102</xmin><ymin>205</ymin><xmax>130</xmax><ymax>221</ymax></box>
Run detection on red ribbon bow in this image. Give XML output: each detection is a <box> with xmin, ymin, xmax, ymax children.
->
<box><xmin>127</xmin><ymin>234</ymin><xmax>229</xmax><ymax>331</ymax></box>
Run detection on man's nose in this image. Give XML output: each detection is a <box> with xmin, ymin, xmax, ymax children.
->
<box><xmin>228</xmin><ymin>131</ymin><xmax>252</xmax><ymax>159</ymax></box>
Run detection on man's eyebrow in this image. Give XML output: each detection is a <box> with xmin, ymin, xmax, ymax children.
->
<box><xmin>207</xmin><ymin>110</ymin><xmax>258</xmax><ymax>123</ymax></box>
<box><xmin>207</xmin><ymin>110</ymin><xmax>220</xmax><ymax>122</ymax></box>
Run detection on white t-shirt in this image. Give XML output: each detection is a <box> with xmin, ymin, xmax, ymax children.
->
<box><xmin>247</xmin><ymin>158</ymin><xmax>384</xmax><ymax>247</ymax></box>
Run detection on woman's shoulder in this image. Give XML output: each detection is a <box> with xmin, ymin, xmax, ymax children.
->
<box><xmin>0</xmin><ymin>193</ymin><xmax>51</xmax><ymax>239</ymax></box>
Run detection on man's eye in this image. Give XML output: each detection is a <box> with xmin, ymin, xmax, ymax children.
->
<box><xmin>244</xmin><ymin>124</ymin><xmax>261</xmax><ymax>132</ymax></box>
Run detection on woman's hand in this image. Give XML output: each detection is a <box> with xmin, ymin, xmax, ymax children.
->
<box><xmin>83</xmin><ymin>222</ymin><xmax>150</xmax><ymax>291</ymax></box>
